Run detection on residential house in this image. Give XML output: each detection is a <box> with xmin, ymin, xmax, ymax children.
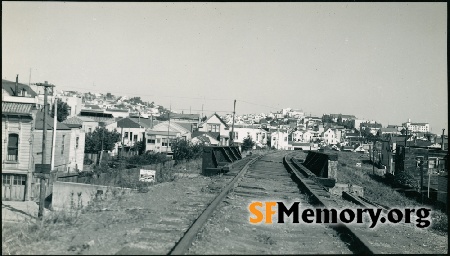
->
<box><xmin>289</xmin><ymin>142</ymin><xmax>319</xmax><ymax>151</ymax></box>
<box><xmin>292</xmin><ymin>130</ymin><xmax>304</xmax><ymax>142</ymax></box>
<box><xmin>197</xmin><ymin>113</ymin><xmax>230</xmax><ymax>146</ymax></box>
<box><xmin>343</xmin><ymin>131</ymin><xmax>363</xmax><ymax>146</ymax></box>
<box><xmin>323</xmin><ymin>128</ymin><xmax>339</xmax><ymax>145</ymax></box>
<box><xmin>329</xmin><ymin>114</ymin><xmax>356</xmax><ymax>122</ymax></box>
<box><xmin>2</xmin><ymin>101</ymin><xmax>36</xmax><ymax>201</ymax></box>
<box><xmin>191</xmin><ymin>133</ymin><xmax>220</xmax><ymax>146</ymax></box>
<box><xmin>63</xmin><ymin>116</ymin><xmax>99</xmax><ymax>133</ymax></box>
<box><xmin>351</xmin><ymin>119</ymin><xmax>367</xmax><ymax>130</ymax></box>
<box><xmin>33</xmin><ymin>111</ymin><xmax>72</xmax><ymax>173</ymax></box>
<box><xmin>377</xmin><ymin>127</ymin><xmax>402</xmax><ymax>137</ymax></box>
<box><xmin>145</xmin><ymin>121</ymin><xmax>192</xmax><ymax>154</ymax></box>
<box><xmin>2</xmin><ymin>78</ymin><xmax>39</xmax><ymax>105</ymax></box>
<box><xmin>231</xmin><ymin>126</ymin><xmax>268</xmax><ymax>148</ymax></box>
<box><xmin>166</xmin><ymin>113</ymin><xmax>200</xmax><ymax>132</ymax></box>
<box><xmin>79</xmin><ymin>109</ymin><xmax>115</xmax><ymax>123</ymax></box>
<box><xmin>60</xmin><ymin>120</ymin><xmax>86</xmax><ymax>172</ymax></box>
<box><xmin>360</xmin><ymin>122</ymin><xmax>382</xmax><ymax>135</ymax></box>
<box><xmin>270</xmin><ymin>130</ymin><xmax>289</xmax><ymax>150</ymax></box>
<box><xmin>402</xmin><ymin>119</ymin><xmax>430</xmax><ymax>133</ymax></box>
<box><xmin>302</xmin><ymin>130</ymin><xmax>314</xmax><ymax>143</ymax></box>
<box><xmin>58</xmin><ymin>95</ymin><xmax>83</xmax><ymax>117</ymax></box>
<box><xmin>387</xmin><ymin>124</ymin><xmax>403</xmax><ymax>132</ymax></box>
<box><xmin>105</xmin><ymin>108</ymin><xmax>129</xmax><ymax>118</ymax></box>
<box><xmin>115</xmin><ymin>117</ymin><xmax>148</xmax><ymax>154</ymax></box>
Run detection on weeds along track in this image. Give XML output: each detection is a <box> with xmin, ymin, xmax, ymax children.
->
<box><xmin>116</xmin><ymin>151</ymin><xmax>446</xmax><ymax>255</ymax></box>
<box><xmin>183</xmin><ymin>151</ymin><xmax>352</xmax><ymax>255</ymax></box>
<box><xmin>283</xmin><ymin>154</ymin><xmax>448</xmax><ymax>255</ymax></box>
<box><xmin>115</xmin><ymin>154</ymin><xmax>258</xmax><ymax>255</ymax></box>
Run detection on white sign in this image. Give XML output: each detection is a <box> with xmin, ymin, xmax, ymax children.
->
<box><xmin>139</xmin><ymin>169</ymin><xmax>156</xmax><ymax>183</ymax></box>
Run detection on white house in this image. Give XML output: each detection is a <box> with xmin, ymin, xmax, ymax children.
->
<box><xmin>197</xmin><ymin>113</ymin><xmax>230</xmax><ymax>146</ymax></box>
<box><xmin>145</xmin><ymin>121</ymin><xmax>192</xmax><ymax>153</ymax></box>
<box><xmin>270</xmin><ymin>130</ymin><xmax>289</xmax><ymax>150</ymax></box>
<box><xmin>323</xmin><ymin>128</ymin><xmax>339</xmax><ymax>145</ymax></box>
<box><xmin>292</xmin><ymin>130</ymin><xmax>304</xmax><ymax>142</ymax></box>
<box><xmin>232</xmin><ymin>126</ymin><xmax>268</xmax><ymax>148</ymax></box>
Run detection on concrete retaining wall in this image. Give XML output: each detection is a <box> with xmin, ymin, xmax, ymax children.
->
<box><xmin>51</xmin><ymin>181</ymin><xmax>132</xmax><ymax>211</ymax></box>
<box><xmin>302</xmin><ymin>151</ymin><xmax>338</xmax><ymax>181</ymax></box>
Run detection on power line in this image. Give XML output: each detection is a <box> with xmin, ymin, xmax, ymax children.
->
<box><xmin>170</xmin><ymin>108</ymin><xmax>231</xmax><ymax>113</ymax></box>
<box><xmin>236</xmin><ymin>99</ymin><xmax>280</xmax><ymax>110</ymax></box>
<box><xmin>56</xmin><ymin>85</ymin><xmax>233</xmax><ymax>101</ymax></box>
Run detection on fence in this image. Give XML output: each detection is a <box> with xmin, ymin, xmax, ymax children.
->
<box><xmin>55</xmin><ymin>160</ymin><xmax>175</xmax><ymax>187</ymax></box>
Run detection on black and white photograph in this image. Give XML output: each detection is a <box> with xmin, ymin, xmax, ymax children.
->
<box><xmin>2</xmin><ymin>2</ymin><xmax>448</xmax><ymax>255</ymax></box>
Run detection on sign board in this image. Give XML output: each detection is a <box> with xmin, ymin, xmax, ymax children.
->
<box><xmin>34</xmin><ymin>173</ymin><xmax>50</xmax><ymax>179</ymax></box>
<box><xmin>139</xmin><ymin>169</ymin><xmax>156</xmax><ymax>183</ymax></box>
<box><xmin>35</xmin><ymin>164</ymin><xmax>51</xmax><ymax>174</ymax></box>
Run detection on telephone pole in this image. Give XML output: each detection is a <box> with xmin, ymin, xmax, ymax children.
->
<box><xmin>34</xmin><ymin>81</ymin><xmax>55</xmax><ymax>218</ymax></box>
<box><xmin>166</xmin><ymin>104</ymin><xmax>171</xmax><ymax>154</ymax></box>
<box><xmin>230</xmin><ymin>100</ymin><xmax>236</xmax><ymax>146</ymax></box>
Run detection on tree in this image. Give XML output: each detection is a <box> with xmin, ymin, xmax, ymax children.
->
<box><xmin>337</xmin><ymin>115</ymin><xmax>343</xmax><ymax>126</ymax></box>
<box><xmin>84</xmin><ymin>127</ymin><xmax>121</xmax><ymax>153</ymax></box>
<box><xmin>51</xmin><ymin>99</ymin><xmax>70</xmax><ymax>122</ymax></box>
<box><xmin>171</xmin><ymin>138</ymin><xmax>203</xmax><ymax>163</ymax></box>
<box><xmin>132</xmin><ymin>140</ymin><xmax>146</xmax><ymax>155</ymax></box>
<box><xmin>242</xmin><ymin>136</ymin><xmax>255</xmax><ymax>151</ymax></box>
<box><xmin>322</xmin><ymin>114</ymin><xmax>334</xmax><ymax>124</ymax></box>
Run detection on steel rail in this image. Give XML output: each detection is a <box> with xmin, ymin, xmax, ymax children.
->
<box><xmin>168</xmin><ymin>154</ymin><xmax>263</xmax><ymax>255</ymax></box>
<box><xmin>283</xmin><ymin>155</ymin><xmax>378</xmax><ymax>255</ymax></box>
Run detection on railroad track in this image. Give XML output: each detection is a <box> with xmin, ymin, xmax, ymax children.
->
<box><xmin>178</xmin><ymin>151</ymin><xmax>351</xmax><ymax>255</ymax></box>
<box><xmin>116</xmin><ymin>151</ymin><xmax>446</xmax><ymax>255</ymax></box>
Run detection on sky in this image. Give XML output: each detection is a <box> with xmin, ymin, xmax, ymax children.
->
<box><xmin>2</xmin><ymin>2</ymin><xmax>447</xmax><ymax>133</ymax></box>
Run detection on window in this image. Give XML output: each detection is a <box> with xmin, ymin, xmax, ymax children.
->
<box><xmin>7</xmin><ymin>133</ymin><xmax>19</xmax><ymax>161</ymax></box>
<box><xmin>284</xmin><ymin>137</ymin><xmax>287</xmax><ymax>142</ymax></box>
<box><xmin>162</xmin><ymin>138</ymin><xmax>171</xmax><ymax>147</ymax></box>
<box><xmin>234</xmin><ymin>132</ymin><xmax>239</xmax><ymax>140</ymax></box>
<box><xmin>147</xmin><ymin>136</ymin><xmax>156</xmax><ymax>144</ymax></box>
<box><xmin>208</xmin><ymin>124</ymin><xmax>220</xmax><ymax>132</ymax></box>
<box><xmin>13</xmin><ymin>175</ymin><xmax>26</xmax><ymax>185</ymax></box>
<box><xmin>130</xmin><ymin>132</ymin><xmax>133</xmax><ymax>141</ymax></box>
<box><xmin>88</xmin><ymin>128</ymin><xmax>92</xmax><ymax>133</ymax></box>
<box><xmin>156</xmin><ymin>138</ymin><xmax>161</xmax><ymax>144</ymax></box>
<box><xmin>133</xmin><ymin>135</ymin><xmax>138</xmax><ymax>141</ymax></box>
<box><xmin>61</xmin><ymin>135</ymin><xmax>65</xmax><ymax>154</ymax></box>
<box><xmin>76</xmin><ymin>137</ymin><xmax>79</xmax><ymax>149</ymax></box>
<box><xmin>124</xmin><ymin>132</ymin><xmax>128</xmax><ymax>138</ymax></box>
<box><xmin>2</xmin><ymin>174</ymin><xmax>11</xmax><ymax>185</ymax></box>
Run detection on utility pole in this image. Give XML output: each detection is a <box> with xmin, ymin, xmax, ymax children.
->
<box><xmin>405</xmin><ymin>127</ymin><xmax>408</xmax><ymax>148</ymax></box>
<box><xmin>166</xmin><ymin>104</ymin><xmax>171</xmax><ymax>154</ymax></box>
<box><xmin>442</xmin><ymin>129</ymin><xmax>445</xmax><ymax>150</ymax></box>
<box><xmin>230</xmin><ymin>100</ymin><xmax>236</xmax><ymax>146</ymax></box>
<box><xmin>371</xmin><ymin>144</ymin><xmax>374</xmax><ymax>175</ymax></box>
<box><xmin>51</xmin><ymin>97</ymin><xmax>57</xmax><ymax>171</ymax></box>
<box><xmin>99</xmin><ymin>126</ymin><xmax>104</xmax><ymax>165</ymax></box>
<box><xmin>34</xmin><ymin>81</ymin><xmax>55</xmax><ymax>218</ymax></box>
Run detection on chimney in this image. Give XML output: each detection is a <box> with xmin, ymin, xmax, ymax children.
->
<box><xmin>15</xmin><ymin>74</ymin><xmax>19</xmax><ymax>96</ymax></box>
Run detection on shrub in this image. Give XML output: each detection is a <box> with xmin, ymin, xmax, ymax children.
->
<box><xmin>171</xmin><ymin>138</ymin><xmax>203</xmax><ymax>163</ymax></box>
<box><xmin>242</xmin><ymin>136</ymin><xmax>255</xmax><ymax>152</ymax></box>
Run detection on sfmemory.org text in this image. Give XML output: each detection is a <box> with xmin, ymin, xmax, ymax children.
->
<box><xmin>248</xmin><ymin>201</ymin><xmax>431</xmax><ymax>228</ymax></box>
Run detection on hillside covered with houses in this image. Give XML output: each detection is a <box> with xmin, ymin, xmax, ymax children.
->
<box><xmin>2</xmin><ymin>78</ymin><xmax>447</xmax><ymax>201</ymax></box>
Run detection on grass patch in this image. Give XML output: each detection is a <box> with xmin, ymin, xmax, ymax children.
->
<box><xmin>330</xmin><ymin>150</ymin><xmax>448</xmax><ymax>234</ymax></box>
